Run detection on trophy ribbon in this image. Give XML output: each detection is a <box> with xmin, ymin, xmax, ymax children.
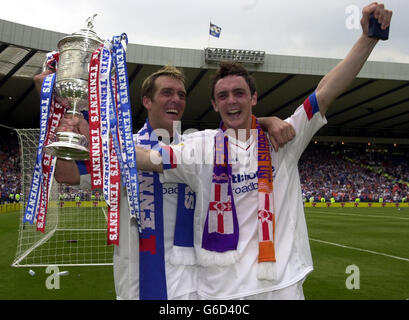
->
<box><xmin>24</xmin><ymin>73</ymin><xmax>56</xmax><ymax>224</ymax></box>
<box><xmin>112</xmin><ymin>34</ymin><xmax>141</xmax><ymax>229</ymax></box>
<box><xmin>107</xmin><ymin>138</ymin><xmax>120</xmax><ymax>245</ymax></box>
<box><xmin>88</xmin><ymin>44</ymin><xmax>104</xmax><ymax>191</ymax></box>
<box><xmin>37</xmin><ymin>99</ymin><xmax>65</xmax><ymax>232</ymax></box>
<box><xmin>108</xmin><ymin>63</ymin><xmax>126</xmax><ymax>187</ymax></box>
<box><xmin>99</xmin><ymin>41</ymin><xmax>113</xmax><ymax>206</ymax></box>
<box><xmin>88</xmin><ymin>40</ymin><xmax>123</xmax><ymax>245</ymax></box>
<box><xmin>105</xmin><ymin>45</ymin><xmax>124</xmax><ymax>246</ymax></box>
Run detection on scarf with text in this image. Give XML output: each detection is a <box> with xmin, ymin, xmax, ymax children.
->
<box><xmin>200</xmin><ymin>115</ymin><xmax>277</xmax><ymax>280</ymax></box>
<box><xmin>23</xmin><ymin>71</ymin><xmax>65</xmax><ymax>231</ymax></box>
<box><xmin>136</xmin><ymin>119</ymin><xmax>195</xmax><ymax>300</ymax></box>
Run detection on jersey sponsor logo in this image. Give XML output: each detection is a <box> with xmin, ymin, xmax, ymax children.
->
<box><xmin>162</xmin><ymin>186</ymin><xmax>195</xmax><ymax>210</ymax></box>
<box><xmin>231</xmin><ymin>172</ymin><xmax>257</xmax><ymax>183</ymax></box>
<box><xmin>233</xmin><ymin>181</ymin><xmax>258</xmax><ymax>195</ymax></box>
<box><xmin>162</xmin><ymin>186</ymin><xmax>179</xmax><ymax>195</ymax></box>
<box><xmin>231</xmin><ymin>167</ymin><xmax>275</xmax><ymax>195</ymax></box>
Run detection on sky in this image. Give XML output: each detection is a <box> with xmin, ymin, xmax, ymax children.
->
<box><xmin>1</xmin><ymin>0</ymin><xmax>408</xmax><ymax>63</ymax></box>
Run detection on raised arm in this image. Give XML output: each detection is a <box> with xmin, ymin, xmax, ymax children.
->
<box><xmin>315</xmin><ymin>2</ymin><xmax>392</xmax><ymax>116</ymax></box>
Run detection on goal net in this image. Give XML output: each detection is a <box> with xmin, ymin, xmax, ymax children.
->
<box><xmin>12</xmin><ymin>128</ymin><xmax>113</xmax><ymax>267</ymax></box>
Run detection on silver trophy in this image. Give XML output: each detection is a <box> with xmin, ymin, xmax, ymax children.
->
<box><xmin>44</xmin><ymin>14</ymin><xmax>103</xmax><ymax>160</ymax></box>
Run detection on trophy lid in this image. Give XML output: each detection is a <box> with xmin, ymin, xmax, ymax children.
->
<box><xmin>58</xmin><ymin>14</ymin><xmax>103</xmax><ymax>47</ymax></box>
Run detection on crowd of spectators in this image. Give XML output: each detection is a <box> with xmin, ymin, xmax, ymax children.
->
<box><xmin>0</xmin><ymin>127</ymin><xmax>21</xmax><ymax>204</ymax></box>
<box><xmin>57</xmin><ymin>184</ymin><xmax>95</xmax><ymax>201</ymax></box>
<box><xmin>299</xmin><ymin>143</ymin><xmax>409</xmax><ymax>203</ymax></box>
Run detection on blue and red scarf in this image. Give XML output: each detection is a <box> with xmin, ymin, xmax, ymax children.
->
<box><xmin>136</xmin><ymin>119</ymin><xmax>195</xmax><ymax>299</ymax></box>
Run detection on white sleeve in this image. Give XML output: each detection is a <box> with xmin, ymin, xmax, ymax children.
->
<box><xmin>79</xmin><ymin>173</ymin><xmax>91</xmax><ymax>190</ymax></box>
<box><xmin>160</xmin><ymin>130</ymin><xmax>215</xmax><ymax>192</ymax></box>
<box><xmin>286</xmin><ymin>92</ymin><xmax>327</xmax><ymax>161</ymax></box>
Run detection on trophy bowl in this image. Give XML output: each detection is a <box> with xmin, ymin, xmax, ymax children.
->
<box><xmin>44</xmin><ymin>15</ymin><xmax>103</xmax><ymax>161</ymax></box>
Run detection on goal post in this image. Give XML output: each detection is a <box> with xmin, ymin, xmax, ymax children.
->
<box><xmin>12</xmin><ymin>128</ymin><xmax>113</xmax><ymax>267</ymax></box>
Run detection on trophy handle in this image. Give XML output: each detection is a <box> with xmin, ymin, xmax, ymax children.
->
<box><xmin>86</xmin><ymin>14</ymin><xmax>98</xmax><ymax>30</ymax></box>
<box><xmin>42</xmin><ymin>59</ymin><xmax>49</xmax><ymax>73</ymax></box>
<box><xmin>42</xmin><ymin>52</ymin><xmax>59</xmax><ymax>72</ymax></box>
<box><xmin>120</xmin><ymin>33</ymin><xmax>128</xmax><ymax>52</ymax></box>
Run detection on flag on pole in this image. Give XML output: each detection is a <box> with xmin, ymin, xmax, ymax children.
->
<box><xmin>209</xmin><ymin>22</ymin><xmax>222</xmax><ymax>38</ymax></box>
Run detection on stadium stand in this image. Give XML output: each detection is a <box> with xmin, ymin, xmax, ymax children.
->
<box><xmin>300</xmin><ymin>142</ymin><xmax>409</xmax><ymax>203</ymax></box>
<box><xmin>0</xmin><ymin>126</ymin><xmax>21</xmax><ymax>204</ymax></box>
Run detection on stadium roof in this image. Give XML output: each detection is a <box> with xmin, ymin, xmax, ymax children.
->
<box><xmin>1</xmin><ymin>18</ymin><xmax>409</xmax><ymax>144</ymax></box>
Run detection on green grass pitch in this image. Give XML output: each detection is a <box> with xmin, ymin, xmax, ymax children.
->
<box><xmin>14</xmin><ymin>206</ymin><xmax>113</xmax><ymax>267</ymax></box>
<box><xmin>0</xmin><ymin>206</ymin><xmax>408</xmax><ymax>299</ymax></box>
<box><xmin>303</xmin><ymin>206</ymin><xmax>409</xmax><ymax>300</ymax></box>
<box><xmin>0</xmin><ymin>209</ymin><xmax>115</xmax><ymax>300</ymax></box>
